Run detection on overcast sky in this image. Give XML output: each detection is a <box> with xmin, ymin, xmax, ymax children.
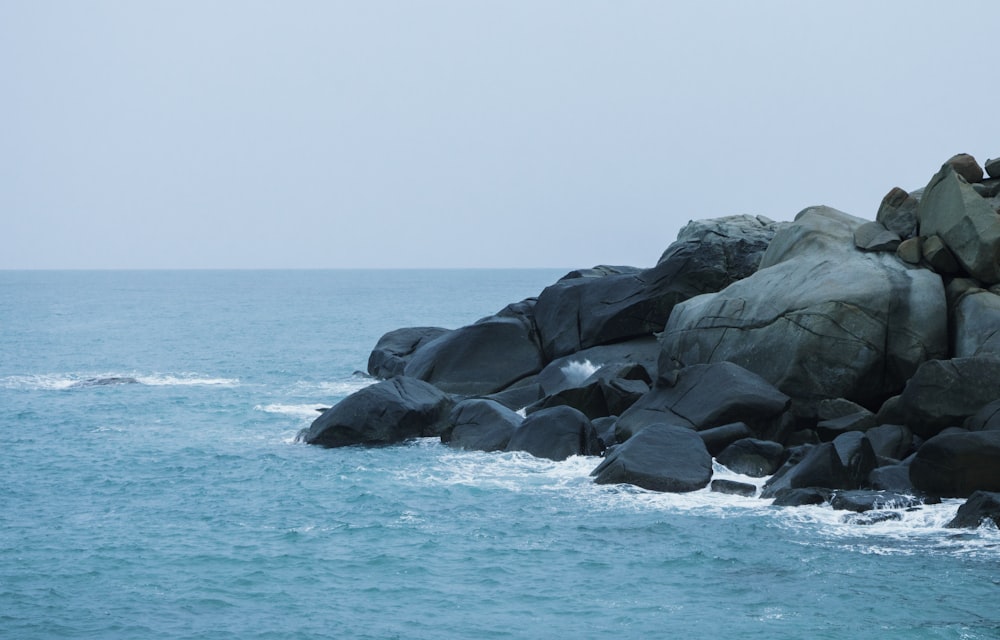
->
<box><xmin>1</xmin><ymin>1</ymin><xmax>996</xmax><ymax>269</ymax></box>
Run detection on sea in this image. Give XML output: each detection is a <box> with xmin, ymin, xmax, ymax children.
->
<box><xmin>2</xmin><ymin>269</ymin><xmax>999</xmax><ymax>639</ymax></box>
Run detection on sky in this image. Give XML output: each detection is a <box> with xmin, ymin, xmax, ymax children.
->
<box><xmin>1</xmin><ymin>1</ymin><xmax>997</xmax><ymax>269</ymax></box>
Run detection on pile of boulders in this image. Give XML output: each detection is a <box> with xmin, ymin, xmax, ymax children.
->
<box><xmin>299</xmin><ymin>154</ymin><xmax>1000</xmax><ymax>530</ymax></box>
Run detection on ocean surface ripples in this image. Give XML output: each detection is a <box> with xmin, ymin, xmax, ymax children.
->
<box><xmin>3</xmin><ymin>270</ymin><xmax>999</xmax><ymax>639</ymax></box>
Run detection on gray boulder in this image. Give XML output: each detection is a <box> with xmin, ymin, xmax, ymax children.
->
<box><xmin>661</xmin><ymin>206</ymin><xmax>948</xmax><ymax>414</ymax></box>
<box><xmin>876</xmin><ymin>186</ymin><xmax>919</xmax><ymax>239</ymax></box>
<box><xmin>953</xmin><ymin>287</ymin><xmax>1000</xmax><ymax>358</ymax></box>
<box><xmin>899</xmin><ymin>357</ymin><xmax>1000</xmax><ymax>438</ymax></box>
<box><xmin>534</xmin><ymin>215</ymin><xmax>776</xmax><ymax>360</ymax></box>
<box><xmin>910</xmin><ymin>430</ymin><xmax>1000</xmax><ymax>498</ymax></box>
<box><xmin>298</xmin><ymin>376</ymin><xmax>454</xmax><ymax>447</ymax></box>
<box><xmin>530</xmin><ymin>363</ymin><xmax>649</xmax><ymax>420</ymax></box>
<box><xmin>404</xmin><ymin>302</ymin><xmax>545</xmax><ymax>396</ymax></box>
<box><xmin>367</xmin><ymin>326</ymin><xmax>451</xmax><ymax>378</ymax></box>
<box><xmin>864</xmin><ymin>423</ymin><xmax>913</xmax><ymax>460</ymax></box>
<box><xmin>699</xmin><ymin>422</ymin><xmax>755</xmax><ymax>457</ymax></box>
<box><xmin>591</xmin><ymin>423</ymin><xmax>713</xmax><ymax>493</ymax></box>
<box><xmin>505</xmin><ymin>406</ymin><xmax>602</xmax><ymax>461</ymax></box>
<box><xmin>946</xmin><ymin>153</ymin><xmax>984</xmax><ymax>183</ymax></box>
<box><xmin>853</xmin><ymin>221</ymin><xmax>900</xmax><ymax>252</ymax></box>
<box><xmin>917</xmin><ymin>163</ymin><xmax>1000</xmax><ymax>283</ymax></box>
<box><xmin>986</xmin><ymin>157</ymin><xmax>1000</xmax><ymax>180</ymax></box>
<box><xmin>896</xmin><ymin>237</ymin><xmax>922</xmax><ymax>264</ymax></box>
<box><xmin>869</xmin><ymin>463</ymin><xmax>915</xmax><ymax>493</ymax></box>
<box><xmin>441</xmin><ymin>398</ymin><xmax>522</xmax><ymax>452</ymax></box>
<box><xmin>614</xmin><ymin>361</ymin><xmax>790</xmax><ymax>442</ymax></box>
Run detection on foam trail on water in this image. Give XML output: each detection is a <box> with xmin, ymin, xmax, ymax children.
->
<box><xmin>1</xmin><ymin>372</ymin><xmax>239</xmax><ymax>390</ymax></box>
<box><xmin>254</xmin><ymin>403</ymin><xmax>327</xmax><ymax>421</ymax></box>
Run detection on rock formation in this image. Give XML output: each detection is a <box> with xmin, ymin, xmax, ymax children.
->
<box><xmin>304</xmin><ymin>151</ymin><xmax>1000</xmax><ymax>523</ymax></box>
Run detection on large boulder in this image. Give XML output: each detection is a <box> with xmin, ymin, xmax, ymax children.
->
<box><xmin>898</xmin><ymin>357</ymin><xmax>1000</xmax><ymax>438</ymax></box>
<box><xmin>876</xmin><ymin>186</ymin><xmax>919</xmax><ymax>239</ymax></box>
<box><xmin>910</xmin><ymin>430</ymin><xmax>1000</xmax><ymax>498</ymax></box>
<box><xmin>441</xmin><ymin>398</ymin><xmax>522</xmax><ymax>452</ymax></box>
<box><xmin>614</xmin><ymin>361</ymin><xmax>790</xmax><ymax>442</ymax></box>
<box><xmin>534</xmin><ymin>215</ymin><xmax>777</xmax><ymax>360</ymax></box>
<box><xmin>591</xmin><ymin>423</ymin><xmax>713</xmax><ymax>493</ymax></box>
<box><xmin>917</xmin><ymin>163</ymin><xmax>1000</xmax><ymax>283</ymax></box>
<box><xmin>505</xmin><ymin>406</ymin><xmax>602</xmax><ymax>461</ymax></box>
<box><xmin>404</xmin><ymin>301</ymin><xmax>545</xmax><ymax>395</ymax></box>
<box><xmin>298</xmin><ymin>376</ymin><xmax>454</xmax><ymax>447</ymax></box>
<box><xmin>661</xmin><ymin>206</ymin><xmax>948</xmax><ymax>415</ymax></box>
<box><xmin>367</xmin><ymin>326</ymin><xmax>451</xmax><ymax>379</ymax></box>
<box><xmin>952</xmin><ymin>287</ymin><xmax>1000</xmax><ymax>358</ymax></box>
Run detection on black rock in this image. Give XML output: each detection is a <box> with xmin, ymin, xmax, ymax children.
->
<box><xmin>404</xmin><ymin>304</ymin><xmax>545</xmax><ymax>396</ymax></box>
<box><xmin>868</xmin><ymin>464</ymin><xmax>915</xmax><ymax>493</ymax></box>
<box><xmin>770</xmin><ymin>487</ymin><xmax>832</xmax><ymax>507</ymax></box>
<box><xmin>841</xmin><ymin>511</ymin><xmax>903</xmax><ymax>525</ymax></box>
<box><xmin>535</xmin><ymin>338</ymin><xmax>659</xmax><ymax>397</ymax></box>
<box><xmin>710</xmin><ymin>479</ymin><xmax>756</xmax><ymax>497</ymax></box>
<box><xmin>441</xmin><ymin>398</ymin><xmax>522</xmax><ymax>452</ymax></box>
<box><xmin>760</xmin><ymin>433</ymin><xmax>875</xmax><ymax>498</ymax></box>
<box><xmin>591</xmin><ymin>423</ymin><xmax>712</xmax><ymax>493</ymax></box>
<box><xmin>946</xmin><ymin>491</ymin><xmax>1000</xmax><ymax>528</ymax></box>
<box><xmin>298</xmin><ymin>376</ymin><xmax>454</xmax><ymax>448</ymax></box>
<box><xmin>367</xmin><ymin>326</ymin><xmax>450</xmax><ymax>379</ymax></box>
<box><xmin>615</xmin><ymin>362</ymin><xmax>790</xmax><ymax>442</ymax></box>
<box><xmin>864</xmin><ymin>424</ymin><xmax>913</xmax><ymax>460</ymax></box>
<box><xmin>965</xmin><ymin>399</ymin><xmax>1000</xmax><ymax>431</ymax></box>
<box><xmin>716</xmin><ymin>438</ymin><xmax>786</xmax><ymax>477</ymax></box>
<box><xmin>910</xmin><ymin>430</ymin><xmax>1000</xmax><ymax>498</ymax></box>
<box><xmin>899</xmin><ymin>357</ymin><xmax>1000</xmax><ymax>439</ymax></box>
<box><xmin>698</xmin><ymin>423</ymin><xmax>754</xmax><ymax>457</ymax></box>
<box><xmin>505</xmin><ymin>406</ymin><xmax>602</xmax><ymax>461</ymax></box>
<box><xmin>830</xmin><ymin>490</ymin><xmax>924</xmax><ymax>513</ymax></box>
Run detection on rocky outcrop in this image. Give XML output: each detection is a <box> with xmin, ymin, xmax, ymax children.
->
<box><xmin>303</xmin><ymin>150</ymin><xmax>1000</xmax><ymax>522</ymax></box>
<box><xmin>298</xmin><ymin>376</ymin><xmax>454</xmax><ymax>447</ymax></box>
<box><xmin>661</xmin><ymin>206</ymin><xmax>947</xmax><ymax>414</ymax></box>
<box><xmin>591</xmin><ymin>424</ymin><xmax>712</xmax><ymax>493</ymax></box>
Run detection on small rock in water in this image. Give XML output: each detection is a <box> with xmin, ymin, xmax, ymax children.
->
<box><xmin>710</xmin><ymin>479</ymin><xmax>756</xmax><ymax>497</ymax></box>
<box><xmin>841</xmin><ymin>510</ymin><xmax>904</xmax><ymax>526</ymax></box>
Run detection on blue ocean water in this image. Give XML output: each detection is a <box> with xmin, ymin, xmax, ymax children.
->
<box><xmin>2</xmin><ymin>269</ymin><xmax>999</xmax><ymax>639</ymax></box>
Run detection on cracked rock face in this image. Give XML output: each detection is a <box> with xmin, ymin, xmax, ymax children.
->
<box><xmin>659</xmin><ymin>206</ymin><xmax>948</xmax><ymax>414</ymax></box>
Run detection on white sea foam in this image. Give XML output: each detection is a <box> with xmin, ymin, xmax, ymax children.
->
<box><xmin>560</xmin><ymin>359</ymin><xmax>599</xmax><ymax>386</ymax></box>
<box><xmin>0</xmin><ymin>372</ymin><xmax>239</xmax><ymax>390</ymax></box>
<box><xmin>397</xmin><ymin>441</ymin><xmax>1000</xmax><ymax>556</ymax></box>
<box><xmin>254</xmin><ymin>403</ymin><xmax>327</xmax><ymax>420</ymax></box>
<box><xmin>291</xmin><ymin>375</ymin><xmax>377</xmax><ymax>398</ymax></box>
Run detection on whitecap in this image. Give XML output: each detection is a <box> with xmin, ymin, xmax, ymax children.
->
<box><xmin>560</xmin><ymin>359</ymin><xmax>598</xmax><ymax>386</ymax></box>
<box><xmin>135</xmin><ymin>374</ymin><xmax>239</xmax><ymax>387</ymax></box>
<box><xmin>254</xmin><ymin>403</ymin><xmax>327</xmax><ymax>420</ymax></box>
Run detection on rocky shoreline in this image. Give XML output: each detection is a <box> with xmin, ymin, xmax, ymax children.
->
<box><xmin>299</xmin><ymin>153</ymin><xmax>1000</xmax><ymax>530</ymax></box>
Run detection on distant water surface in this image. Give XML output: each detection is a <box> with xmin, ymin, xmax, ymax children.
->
<box><xmin>2</xmin><ymin>270</ymin><xmax>998</xmax><ymax>639</ymax></box>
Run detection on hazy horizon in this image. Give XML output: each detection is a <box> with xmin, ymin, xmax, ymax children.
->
<box><xmin>3</xmin><ymin>1</ymin><xmax>996</xmax><ymax>269</ymax></box>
